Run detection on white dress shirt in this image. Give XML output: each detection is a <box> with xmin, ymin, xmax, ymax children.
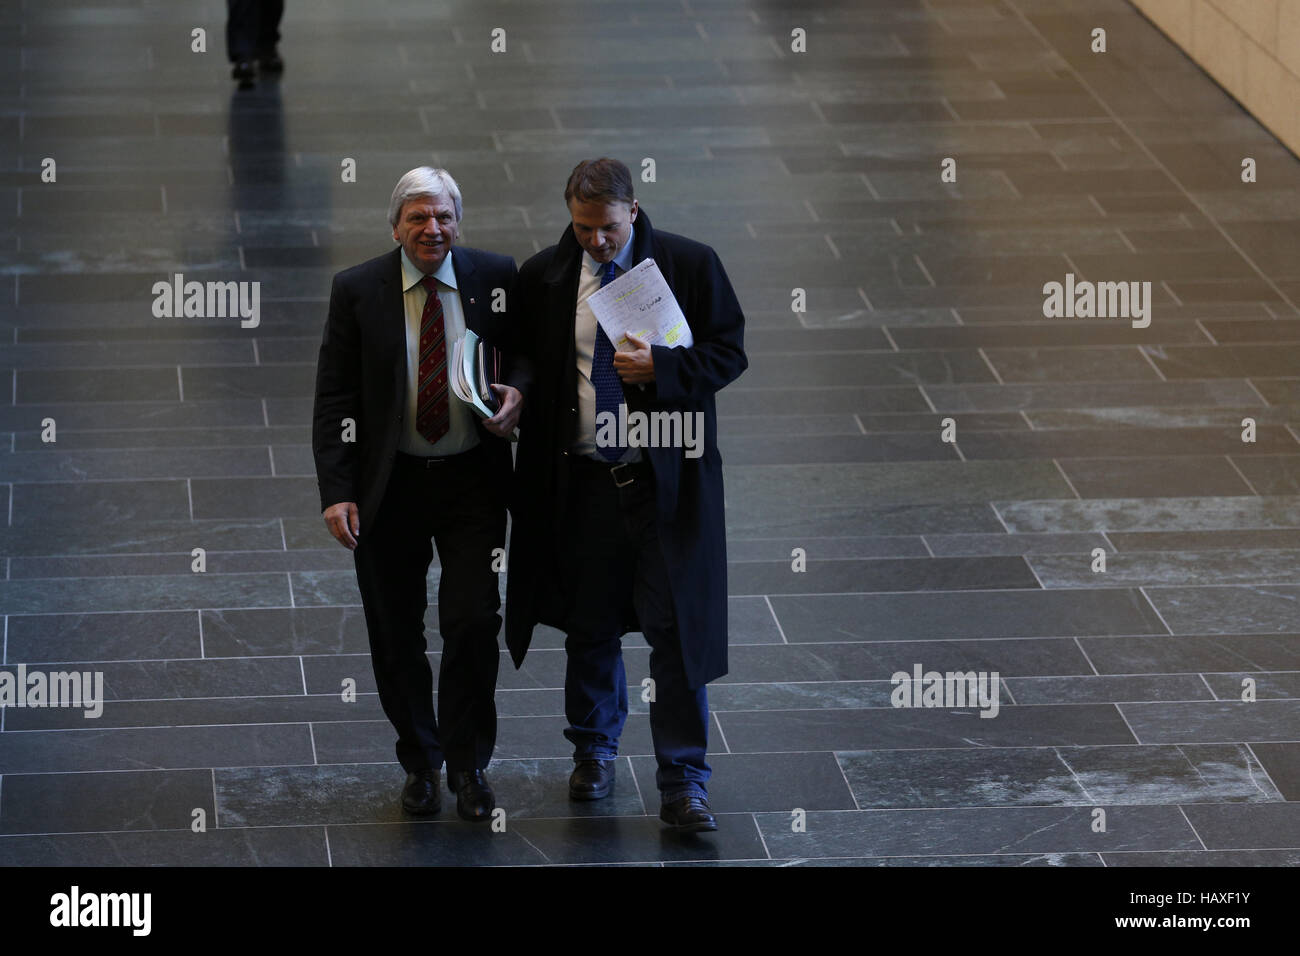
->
<box><xmin>572</xmin><ymin>225</ymin><xmax>640</xmax><ymax>462</ymax></box>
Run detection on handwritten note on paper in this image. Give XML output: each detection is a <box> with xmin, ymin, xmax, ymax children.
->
<box><xmin>587</xmin><ymin>258</ymin><xmax>694</xmax><ymax>351</ymax></box>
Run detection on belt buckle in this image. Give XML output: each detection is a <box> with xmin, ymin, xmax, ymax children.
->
<box><xmin>610</xmin><ymin>461</ymin><xmax>635</xmax><ymax>488</ymax></box>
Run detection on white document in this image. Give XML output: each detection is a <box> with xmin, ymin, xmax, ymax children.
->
<box><xmin>587</xmin><ymin>258</ymin><xmax>693</xmax><ymax>351</ymax></box>
<box><xmin>448</xmin><ymin>337</ymin><xmax>472</xmax><ymax>404</ymax></box>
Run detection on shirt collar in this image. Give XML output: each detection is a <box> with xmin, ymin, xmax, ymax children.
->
<box><xmin>582</xmin><ymin>223</ymin><xmax>636</xmax><ymax>279</ymax></box>
<box><xmin>400</xmin><ymin>246</ymin><xmax>458</xmax><ymax>293</ymax></box>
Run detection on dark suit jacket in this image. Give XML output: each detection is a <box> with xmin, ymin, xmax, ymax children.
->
<box><xmin>503</xmin><ymin>209</ymin><xmax>747</xmax><ymax>688</ymax></box>
<box><xmin>312</xmin><ymin>245</ymin><xmax>523</xmax><ymax>532</ymax></box>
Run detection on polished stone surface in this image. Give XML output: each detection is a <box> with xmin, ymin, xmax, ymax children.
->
<box><xmin>0</xmin><ymin>0</ymin><xmax>1296</xmax><ymax>867</ymax></box>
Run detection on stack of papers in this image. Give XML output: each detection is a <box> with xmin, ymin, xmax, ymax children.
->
<box><xmin>449</xmin><ymin>329</ymin><xmax>501</xmax><ymax>419</ymax></box>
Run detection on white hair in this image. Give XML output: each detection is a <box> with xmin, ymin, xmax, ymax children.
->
<box><xmin>388</xmin><ymin>167</ymin><xmax>463</xmax><ymax>227</ymax></box>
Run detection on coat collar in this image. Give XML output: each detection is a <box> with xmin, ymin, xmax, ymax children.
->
<box><xmin>452</xmin><ymin>244</ymin><xmax>477</xmax><ymax>284</ymax></box>
<box><xmin>380</xmin><ymin>245</ymin><xmax>402</xmax><ymax>288</ymax></box>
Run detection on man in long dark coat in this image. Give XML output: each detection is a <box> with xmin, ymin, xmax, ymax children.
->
<box><xmin>504</xmin><ymin>158</ymin><xmax>747</xmax><ymax>831</ymax></box>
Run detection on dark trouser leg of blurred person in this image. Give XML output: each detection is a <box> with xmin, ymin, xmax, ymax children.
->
<box><xmin>226</xmin><ymin>0</ymin><xmax>285</xmax><ymax>81</ymax></box>
<box><xmin>255</xmin><ymin>0</ymin><xmax>285</xmax><ymax>72</ymax></box>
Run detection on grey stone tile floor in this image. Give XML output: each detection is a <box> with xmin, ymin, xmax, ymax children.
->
<box><xmin>0</xmin><ymin>0</ymin><xmax>1297</xmax><ymax>867</ymax></box>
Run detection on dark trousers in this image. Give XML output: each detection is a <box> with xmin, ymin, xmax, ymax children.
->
<box><xmin>558</xmin><ymin>456</ymin><xmax>710</xmax><ymax>799</ymax></box>
<box><xmin>353</xmin><ymin>445</ymin><xmax>505</xmax><ymax>775</ymax></box>
<box><xmin>226</xmin><ymin>0</ymin><xmax>284</xmax><ymax>62</ymax></box>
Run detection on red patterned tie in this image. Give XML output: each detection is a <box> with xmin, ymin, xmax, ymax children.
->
<box><xmin>416</xmin><ymin>275</ymin><xmax>450</xmax><ymax>444</ymax></box>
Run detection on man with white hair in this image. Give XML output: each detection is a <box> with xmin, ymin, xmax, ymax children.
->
<box><xmin>313</xmin><ymin>167</ymin><xmax>525</xmax><ymax>821</ymax></box>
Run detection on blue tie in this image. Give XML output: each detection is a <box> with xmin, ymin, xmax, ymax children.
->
<box><xmin>591</xmin><ymin>261</ymin><xmax>625</xmax><ymax>462</ymax></box>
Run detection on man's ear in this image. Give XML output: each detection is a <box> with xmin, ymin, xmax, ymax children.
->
<box><xmin>628</xmin><ymin>199</ymin><xmax>638</xmax><ymax>222</ymax></box>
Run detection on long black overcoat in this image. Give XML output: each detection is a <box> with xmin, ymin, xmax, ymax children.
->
<box><xmin>504</xmin><ymin>209</ymin><xmax>747</xmax><ymax>689</ymax></box>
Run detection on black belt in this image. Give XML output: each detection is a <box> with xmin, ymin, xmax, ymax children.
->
<box><xmin>570</xmin><ymin>454</ymin><xmax>651</xmax><ymax>488</ymax></box>
<box><xmin>396</xmin><ymin>444</ymin><xmax>481</xmax><ymax>469</ymax></box>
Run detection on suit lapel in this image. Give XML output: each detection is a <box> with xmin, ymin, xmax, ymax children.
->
<box><xmin>630</xmin><ymin>209</ymin><xmax>673</xmax><ymax>287</ymax></box>
<box><xmin>373</xmin><ymin>248</ymin><xmax>407</xmax><ymax>378</ymax></box>
<box><xmin>451</xmin><ymin>247</ymin><xmax>484</xmax><ymax>335</ymax></box>
<box><xmin>541</xmin><ymin>228</ymin><xmax>584</xmax><ymax>381</ymax></box>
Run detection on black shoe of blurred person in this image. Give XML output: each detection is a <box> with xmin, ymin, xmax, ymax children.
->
<box><xmin>401</xmin><ymin>769</ymin><xmax>442</xmax><ymax>815</ymax></box>
<box><xmin>231</xmin><ymin>61</ymin><xmax>255</xmax><ymax>81</ymax></box>
<box><xmin>447</xmin><ymin>768</ymin><xmax>495</xmax><ymax>822</ymax></box>
<box><xmin>258</xmin><ymin>50</ymin><xmax>284</xmax><ymax>73</ymax></box>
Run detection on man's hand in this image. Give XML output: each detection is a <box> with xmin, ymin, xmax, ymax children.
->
<box><xmin>484</xmin><ymin>384</ymin><xmax>522</xmax><ymax>436</ymax></box>
<box><xmin>613</xmin><ymin>333</ymin><xmax>655</xmax><ymax>384</ymax></box>
<box><xmin>324</xmin><ymin>501</ymin><xmax>360</xmax><ymax>550</ymax></box>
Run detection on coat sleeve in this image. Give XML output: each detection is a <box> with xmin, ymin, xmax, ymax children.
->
<box><xmin>652</xmin><ymin>246</ymin><xmax>748</xmax><ymax>403</ymax></box>
<box><xmin>494</xmin><ymin>258</ymin><xmax>535</xmax><ymax>399</ymax></box>
<box><xmin>312</xmin><ymin>271</ymin><xmax>362</xmax><ymax>512</ymax></box>
<box><xmin>502</xmin><ymin>259</ymin><xmax>546</xmax><ymax>407</ymax></box>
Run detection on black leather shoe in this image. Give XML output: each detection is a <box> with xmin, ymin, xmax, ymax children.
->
<box><xmin>447</xmin><ymin>768</ymin><xmax>495</xmax><ymax>822</ymax></box>
<box><xmin>660</xmin><ymin>795</ymin><xmax>717</xmax><ymax>832</ymax></box>
<box><xmin>258</xmin><ymin>52</ymin><xmax>284</xmax><ymax>73</ymax></box>
<box><xmin>569</xmin><ymin>759</ymin><xmax>615</xmax><ymax>800</ymax></box>
<box><xmin>401</xmin><ymin>769</ymin><xmax>441</xmax><ymax>815</ymax></box>
<box><xmin>231</xmin><ymin>61</ymin><xmax>255</xmax><ymax>80</ymax></box>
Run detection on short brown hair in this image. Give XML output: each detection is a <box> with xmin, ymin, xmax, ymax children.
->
<box><xmin>564</xmin><ymin>158</ymin><xmax>635</xmax><ymax>207</ymax></box>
